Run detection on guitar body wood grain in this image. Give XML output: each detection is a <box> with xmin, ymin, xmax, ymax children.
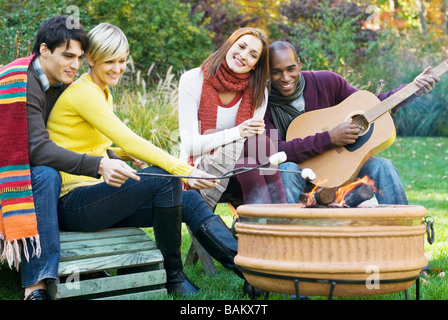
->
<box><xmin>286</xmin><ymin>90</ymin><xmax>396</xmax><ymax>188</ymax></box>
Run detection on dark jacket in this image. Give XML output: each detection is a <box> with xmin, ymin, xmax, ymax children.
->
<box><xmin>26</xmin><ymin>61</ymin><xmax>102</xmax><ymax>177</ymax></box>
<box><xmin>265</xmin><ymin>70</ymin><xmax>411</xmax><ymax>163</ymax></box>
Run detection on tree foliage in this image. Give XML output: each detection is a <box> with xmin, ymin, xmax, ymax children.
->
<box><xmin>83</xmin><ymin>0</ymin><xmax>214</xmax><ymax>76</ymax></box>
<box><xmin>270</xmin><ymin>0</ymin><xmax>376</xmax><ymax>73</ymax></box>
<box><xmin>1</xmin><ymin>0</ymin><xmax>213</xmax><ymax>76</ymax></box>
<box><xmin>0</xmin><ymin>0</ymin><xmax>82</xmax><ymax>63</ymax></box>
<box><xmin>184</xmin><ymin>0</ymin><xmax>258</xmax><ymax>48</ymax></box>
<box><xmin>1</xmin><ymin>0</ymin><xmax>447</xmax><ymax>136</ymax></box>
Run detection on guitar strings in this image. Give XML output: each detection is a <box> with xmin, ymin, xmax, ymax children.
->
<box><xmin>351</xmin><ymin>114</ymin><xmax>368</xmax><ymax>130</ymax></box>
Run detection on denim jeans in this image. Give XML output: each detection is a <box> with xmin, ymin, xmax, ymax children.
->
<box><xmin>57</xmin><ymin>166</ymin><xmax>214</xmax><ymax>234</ymax></box>
<box><xmin>20</xmin><ymin>166</ymin><xmax>61</xmax><ymax>288</ymax></box>
<box><xmin>279</xmin><ymin>157</ymin><xmax>408</xmax><ymax>205</ymax></box>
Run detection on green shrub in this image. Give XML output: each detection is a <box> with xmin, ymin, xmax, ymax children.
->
<box><xmin>0</xmin><ymin>0</ymin><xmax>78</xmax><ymax>64</ymax></box>
<box><xmin>85</xmin><ymin>0</ymin><xmax>214</xmax><ymax>77</ymax></box>
<box><xmin>276</xmin><ymin>0</ymin><xmax>375</xmax><ymax>73</ymax></box>
<box><xmin>1</xmin><ymin>0</ymin><xmax>214</xmax><ymax>77</ymax></box>
<box><xmin>360</xmin><ymin>29</ymin><xmax>448</xmax><ymax>136</ymax></box>
<box><xmin>114</xmin><ymin>65</ymin><xmax>181</xmax><ymax>156</ymax></box>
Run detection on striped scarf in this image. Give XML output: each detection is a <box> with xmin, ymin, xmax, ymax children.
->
<box><xmin>0</xmin><ymin>55</ymin><xmax>40</xmax><ymax>270</ymax></box>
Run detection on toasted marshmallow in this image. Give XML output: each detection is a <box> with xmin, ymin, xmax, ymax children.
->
<box><xmin>301</xmin><ymin>168</ymin><xmax>316</xmax><ymax>181</ymax></box>
<box><xmin>269</xmin><ymin>152</ymin><xmax>287</xmax><ymax>166</ymax></box>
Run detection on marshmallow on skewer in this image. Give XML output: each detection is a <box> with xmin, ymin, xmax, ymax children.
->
<box><xmin>301</xmin><ymin>168</ymin><xmax>316</xmax><ymax>181</ymax></box>
<box><xmin>269</xmin><ymin>152</ymin><xmax>287</xmax><ymax>166</ymax></box>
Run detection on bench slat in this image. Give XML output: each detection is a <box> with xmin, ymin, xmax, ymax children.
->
<box><xmin>58</xmin><ymin>250</ymin><xmax>163</xmax><ymax>276</ymax></box>
<box><xmin>59</xmin><ymin>228</ymin><xmax>147</xmax><ymax>242</ymax></box>
<box><xmin>60</xmin><ymin>241</ymin><xmax>158</xmax><ymax>261</ymax></box>
<box><xmin>53</xmin><ymin>270</ymin><xmax>166</xmax><ymax>299</ymax></box>
<box><xmin>94</xmin><ymin>288</ymin><xmax>167</xmax><ymax>300</ymax></box>
<box><xmin>60</xmin><ymin>234</ymin><xmax>153</xmax><ymax>250</ymax></box>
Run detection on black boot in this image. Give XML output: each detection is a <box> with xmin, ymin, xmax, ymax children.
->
<box><xmin>153</xmin><ymin>205</ymin><xmax>199</xmax><ymax>296</ymax></box>
<box><xmin>194</xmin><ymin>215</ymin><xmax>243</xmax><ymax>278</ymax></box>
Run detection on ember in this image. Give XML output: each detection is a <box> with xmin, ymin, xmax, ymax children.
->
<box><xmin>300</xmin><ymin>175</ymin><xmax>377</xmax><ymax>207</ymax></box>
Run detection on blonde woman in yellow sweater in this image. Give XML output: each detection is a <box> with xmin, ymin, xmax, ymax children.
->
<box><xmin>47</xmin><ymin>23</ymin><xmax>242</xmax><ymax>296</ymax></box>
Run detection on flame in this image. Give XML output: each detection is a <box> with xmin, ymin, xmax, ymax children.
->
<box><xmin>333</xmin><ymin>175</ymin><xmax>377</xmax><ymax>207</ymax></box>
<box><xmin>302</xmin><ymin>175</ymin><xmax>377</xmax><ymax>207</ymax></box>
<box><xmin>303</xmin><ymin>185</ymin><xmax>318</xmax><ymax>206</ymax></box>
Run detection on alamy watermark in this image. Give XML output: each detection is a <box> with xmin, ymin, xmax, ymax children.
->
<box><xmin>366</xmin><ymin>265</ymin><xmax>380</xmax><ymax>290</ymax></box>
<box><xmin>65</xmin><ymin>5</ymin><xmax>81</xmax><ymax>30</ymax></box>
<box><xmin>366</xmin><ymin>5</ymin><xmax>381</xmax><ymax>30</ymax></box>
<box><xmin>180</xmin><ymin>127</ymin><xmax>282</xmax><ymax>175</ymax></box>
<box><xmin>64</xmin><ymin>265</ymin><xmax>81</xmax><ymax>290</ymax></box>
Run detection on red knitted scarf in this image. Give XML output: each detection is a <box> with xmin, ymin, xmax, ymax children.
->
<box><xmin>198</xmin><ymin>61</ymin><xmax>255</xmax><ymax>134</ymax></box>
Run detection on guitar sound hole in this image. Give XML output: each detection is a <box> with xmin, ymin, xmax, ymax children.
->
<box><xmin>351</xmin><ymin>114</ymin><xmax>369</xmax><ymax>133</ymax></box>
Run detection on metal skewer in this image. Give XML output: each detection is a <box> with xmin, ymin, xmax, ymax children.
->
<box><xmin>136</xmin><ymin>162</ymin><xmax>270</xmax><ymax>180</ymax></box>
<box><xmin>136</xmin><ymin>152</ymin><xmax>316</xmax><ymax>181</ymax></box>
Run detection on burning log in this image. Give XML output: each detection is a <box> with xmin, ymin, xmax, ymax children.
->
<box><xmin>300</xmin><ymin>176</ymin><xmax>376</xmax><ymax>208</ymax></box>
<box><xmin>314</xmin><ymin>187</ymin><xmax>336</xmax><ymax>206</ymax></box>
<box><xmin>333</xmin><ymin>176</ymin><xmax>376</xmax><ymax>208</ymax></box>
<box><xmin>299</xmin><ymin>187</ymin><xmax>336</xmax><ymax>206</ymax></box>
<box><xmin>340</xmin><ymin>184</ymin><xmax>374</xmax><ymax>207</ymax></box>
<box><xmin>299</xmin><ymin>192</ymin><xmax>313</xmax><ymax>206</ymax></box>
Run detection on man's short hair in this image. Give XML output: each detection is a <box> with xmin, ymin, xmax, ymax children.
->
<box><xmin>269</xmin><ymin>41</ymin><xmax>299</xmax><ymax>62</ymax></box>
<box><xmin>32</xmin><ymin>15</ymin><xmax>88</xmax><ymax>55</ymax></box>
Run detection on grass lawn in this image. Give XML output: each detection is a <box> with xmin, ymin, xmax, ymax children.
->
<box><xmin>1</xmin><ymin>136</ymin><xmax>447</xmax><ymax>301</ymax></box>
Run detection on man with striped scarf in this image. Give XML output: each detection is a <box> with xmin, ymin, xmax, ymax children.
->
<box><xmin>0</xmin><ymin>16</ymin><xmax>129</xmax><ymax>300</ymax></box>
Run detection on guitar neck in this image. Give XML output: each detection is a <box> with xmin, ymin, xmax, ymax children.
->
<box><xmin>364</xmin><ymin>60</ymin><xmax>448</xmax><ymax>123</ymax></box>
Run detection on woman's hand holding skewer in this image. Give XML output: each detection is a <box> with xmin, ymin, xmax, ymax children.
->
<box><xmin>187</xmin><ymin>168</ymin><xmax>220</xmax><ymax>189</ymax></box>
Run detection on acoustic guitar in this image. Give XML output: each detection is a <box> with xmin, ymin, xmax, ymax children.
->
<box><xmin>286</xmin><ymin>60</ymin><xmax>448</xmax><ymax>188</ymax></box>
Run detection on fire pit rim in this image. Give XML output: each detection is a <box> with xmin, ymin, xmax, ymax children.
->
<box><xmin>236</xmin><ymin>204</ymin><xmax>427</xmax><ymax>220</ymax></box>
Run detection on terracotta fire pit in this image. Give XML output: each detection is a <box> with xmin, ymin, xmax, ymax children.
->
<box><xmin>234</xmin><ymin>204</ymin><xmax>429</xmax><ymax>298</ymax></box>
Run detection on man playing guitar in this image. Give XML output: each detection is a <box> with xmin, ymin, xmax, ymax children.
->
<box><xmin>265</xmin><ymin>41</ymin><xmax>440</xmax><ymax>204</ymax></box>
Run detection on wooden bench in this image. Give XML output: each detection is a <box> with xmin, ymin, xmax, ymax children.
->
<box><xmin>47</xmin><ymin>227</ymin><xmax>167</xmax><ymax>300</ymax></box>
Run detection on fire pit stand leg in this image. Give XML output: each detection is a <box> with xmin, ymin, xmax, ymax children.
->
<box><xmin>328</xmin><ymin>281</ymin><xmax>336</xmax><ymax>300</ymax></box>
<box><xmin>404</xmin><ymin>276</ymin><xmax>421</xmax><ymax>300</ymax></box>
<box><xmin>237</xmin><ymin>267</ymin><xmax>421</xmax><ymax>300</ymax></box>
<box><xmin>415</xmin><ymin>277</ymin><xmax>420</xmax><ymax>301</ymax></box>
<box><xmin>294</xmin><ymin>279</ymin><xmax>299</xmax><ymax>300</ymax></box>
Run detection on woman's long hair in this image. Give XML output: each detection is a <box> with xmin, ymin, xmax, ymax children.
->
<box><xmin>201</xmin><ymin>28</ymin><xmax>269</xmax><ymax>109</ymax></box>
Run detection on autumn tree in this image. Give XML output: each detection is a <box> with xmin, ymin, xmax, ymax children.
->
<box><xmin>183</xmin><ymin>0</ymin><xmax>258</xmax><ymax>48</ymax></box>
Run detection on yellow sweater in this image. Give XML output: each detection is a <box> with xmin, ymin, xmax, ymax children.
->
<box><xmin>47</xmin><ymin>73</ymin><xmax>193</xmax><ymax>197</ymax></box>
